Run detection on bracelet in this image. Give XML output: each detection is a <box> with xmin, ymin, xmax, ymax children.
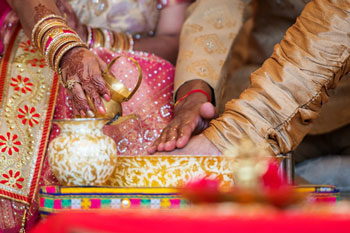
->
<box><xmin>43</xmin><ymin>27</ymin><xmax>75</xmax><ymax>52</ymax></box>
<box><xmin>92</xmin><ymin>28</ymin><xmax>104</xmax><ymax>48</ymax></box>
<box><xmin>31</xmin><ymin>14</ymin><xmax>65</xmax><ymax>48</ymax></box>
<box><xmin>54</xmin><ymin>41</ymin><xmax>88</xmax><ymax>74</ymax></box>
<box><xmin>48</xmin><ymin>37</ymin><xmax>80</xmax><ymax>69</ymax></box>
<box><xmin>45</xmin><ymin>34</ymin><xmax>81</xmax><ymax>67</ymax></box>
<box><xmin>102</xmin><ymin>29</ymin><xmax>112</xmax><ymax>49</ymax></box>
<box><xmin>36</xmin><ymin>21</ymin><xmax>67</xmax><ymax>50</ymax></box>
<box><xmin>174</xmin><ymin>89</ymin><xmax>211</xmax><ymax>107</ymax></box>
<box><xmin>127</xmin><ymin>33</ymin><xmax>134</xmax><ymax>52</ymax></box>
<box><xmin>86</xmin><ymin>26</ymin><xmax>93</xmax><ymax>48</ymax></box>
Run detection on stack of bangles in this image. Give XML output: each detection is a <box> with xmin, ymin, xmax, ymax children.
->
<box><xmin>86</xmin><ymin>26</ymin><xmax>134</xmax><ymax>52</ymax></box>
<box><xmin>32</xmin><ymin>14</ymin><xmax>88</xmax><ymax>79</ymax></box>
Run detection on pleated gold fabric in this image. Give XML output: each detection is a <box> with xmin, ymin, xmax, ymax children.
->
<box><xmin>204</xmin><ymin>0</ymin><xmax>350</xmax><ymax>155</ymax></box>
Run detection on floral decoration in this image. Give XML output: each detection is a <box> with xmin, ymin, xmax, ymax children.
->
<box><xmin>17</xmin><ymin>105</ymin><xmax>41</xmax><ymax>127</ymax></box>
<box><xmin>27</xmin><ymin>58</ymin><xmax>47</xmax><ymax>68</ymax></box>
<box><xmin>10</xmin><ymin>75</ymin><xmax>33</xmax><ymax>94</ymax></box>
<box><xmin>0</xmin><ymin>132</ymin><xmax>22</xmax><ymax>156</ymax></box>
<box><xmin>0</xmin><ymin>170</ymin><xmax>24</xmax><ymax>189</ymax></box>
<box><xmin>19</xmin><ymin>40</ymin><xmax>36</xmax><ymax>53</ymax></box>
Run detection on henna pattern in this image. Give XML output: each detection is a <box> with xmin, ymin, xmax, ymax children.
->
<box><xmin>91</xmin><ymin>74</ymin><xmax>108</xmax><ymax>95</ymax></box>
<box><xmin>34</xmin><ymin>3</ymin><xmax>55</xmax><ymax>22</ymax></box>
<box><xmin>61</xmin><ymin>49</ymin><xmax>85</xmax><ymax>81</ymax></box>
<box><xmin>61</xmin><ymin>48</ymin><xmax>108</xmax><ymax>113</ymax></box>
<box><xmin>72</xmin><ymin>91</ymin><xmax>89</xmax><ymax>112</ymax></box>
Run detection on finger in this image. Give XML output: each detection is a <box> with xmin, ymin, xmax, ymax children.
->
<box><xmin>70</xmin><ymin>81</ymin><xmax>94</xmax><ymax>117</ymax></box>
<box><xmin>176</xmin><ymin>124</ymin><xmax>193</xmax><ymax>149</ymax></box>
<box><xmin>82</xmin><ymin>82</ymin><xmax>106</xmax><ymax>114</ymax></box>
<box><xmin>97</xmin><ymin>56</ymin><xmax>108</xmax><ymax>71</ymax></box>
<box><xmin>200</xmin><ymin>102</ymin><xmax>217</xmax><ymax>119</ymax></box>
<box><xmin>91</xmin><ymin>73</ymin><xmax>111</xmax><ymax>101</ymax></box>
<box><xmin>89</xmin><ymin>61</ymin><xmax>111</xmax><ymax>101</ymax></box>
<box><xmin>67</xmin><ymin>90</ymin><xmax>80</xmax><ymax>116</ymax></box>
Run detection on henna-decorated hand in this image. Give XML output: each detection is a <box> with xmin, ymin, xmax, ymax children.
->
<box><xmin>60</xmin><ymin>47</ymin><xmax>110</xmax><ymax>117</ymax></box>
<box><xmin>147</xmin><ymin>84</ymin><xmax>217</xmax><ymax>154</ymax></box>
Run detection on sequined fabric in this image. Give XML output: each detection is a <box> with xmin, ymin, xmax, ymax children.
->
<box><xmin>54</xmin><ymin>48</ymin><xmax>175</xmax><ymax>155</ymax></box>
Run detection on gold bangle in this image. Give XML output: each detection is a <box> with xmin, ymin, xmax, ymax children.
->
<box><xmin>92</xmin><ymin>28</ymin><xmax>104</xmax><ymax>48</ymax></box>
<box><xmin>111</xmin><ymin>32</ymin><xmax>119</xmax><ymax>51</ymax></box>
<box><xmin>112</xmin><ymin>32</ymin><xmax>124</xmax><ymax>52</ymax></box>
<box><xmin>48</xmin><ymin>36</ymin><xmax>81</xmax><ymax>69</ymax></box>
<box><xmin>36</xmin><ymin>21</ymin><xmax>67</xmax><ymax>51</ymax></box>
<box><xmin>41</xmin><ymin>25</ymin><xmax>72</xmax><ymax>53</ymax></box>
<box><xmin>97</xmin><ymin>28</ymin><xmax>106</xmax><ymax>47</ymax></box>
<box><xmin>54</xmin><ymin>42</ymin><xmax>88</xmax><ymax>74</ymax></box>
<box><xmin>102</xmin><ymin>29</ymin><xmax>112</xmax><ymax>49</ymax></box>
<box><xmin>86</xmin><ymin>26</ymin><xmax>93</xmax><ymax>48</ymax></box>
<box><xmin>31</xmin><ymin>14</ymin><xmax>65</xmax><ymax>48</ymax></box>
<box><xmin>45</xmin><ymin>33</ymin><xmax>80</xmax><ymax>59</ymax></box>
<box><xmin>119</xmin><ymin>33</ymin><xmax>126</xmax><ymax>51</ymax></box>
<box><xmin>127</xmin><ymin>33</ymin><xmax>134</xmax><ymax>52</ymax></box>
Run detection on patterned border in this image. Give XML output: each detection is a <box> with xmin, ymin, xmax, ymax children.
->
<box><xmin>0</xmin><ymin>25</ymin><xmax>59</xmax><ymax>204</ymax></box>
<box><xmin>39</xmin><ymin>186</ymin><xmax>189</xmax><ymax>215</ymax></box>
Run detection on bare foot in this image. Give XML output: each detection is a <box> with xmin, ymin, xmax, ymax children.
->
<box><xmin>154</xmin><ymin>134</ymin><xmax>222</xmax><ymax>155</ymax></box>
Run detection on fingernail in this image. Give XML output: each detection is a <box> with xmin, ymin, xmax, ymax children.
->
<box><xmin>98</xmin><ymin>106</ymin><xmax>106</xmax><ymax>114</ymax></box>
<box><xmin>80</xmin><ymin>110</ymin><xmax>86</xmax><ymax>117</ymax></box>
<box><xmin>87</xmin><ymin>110</ymin><xmax>95</xmax><ymax>117</ymax></box>
<box><xmin>103</xmin><ymin>94</ymin><xmax>111</xmax><ymax>101</ymax></box>
<box><xmin>165</xmin><ymin>141</ymin><xmax>172</xmax><ymax>147</ymax></box>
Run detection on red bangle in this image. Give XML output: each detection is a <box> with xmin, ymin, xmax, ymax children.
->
<box><xmin>174</xmin><ymin>89</ymin><xmax>211</xmax><ymax>106</ymax></box>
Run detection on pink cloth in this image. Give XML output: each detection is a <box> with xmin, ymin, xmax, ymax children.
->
<box><xmin>54</xmin><ymin>48</ymin><xmax>174</xmax><ymax>154</ymax></box>
<box><xmin>0</xmin><ymin>0</ymin><xmax>11</xmax><ymax>54</ymax></box>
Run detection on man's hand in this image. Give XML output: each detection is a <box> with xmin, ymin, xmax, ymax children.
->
<box><xmin>147</xmin><ymin>80</ymin><xmax>217</xmax><ymax>154</ymax></box>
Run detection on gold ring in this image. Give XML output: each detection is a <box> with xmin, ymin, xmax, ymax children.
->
<box><xmin>65</xmin><ymin>79</ymin><xmax>81</xmax><ymax>90</ymax></box>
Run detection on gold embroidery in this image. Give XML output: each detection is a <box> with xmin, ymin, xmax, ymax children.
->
<box><xmin>194</xmin><ymin>34</ymin><xmax>227</xmax><ymax>54</ymax></box>
<box><xmin>109</xmin><ymin>155</ymin><xmax>234</xmax><ymax>188</ymax></box>
<box><xmin>182</xmin><ymin>24</ymin><xmax>203</xmax><ymax>37</ymax></box>
<box><xmin>204</xmin><ymin>9</ymin><xmax>237</xmax><ymax>29</ymax></box>
<box><xmin>0</xmin><ymin>29</ymin><xmax>57</xmax><ymax>204</ymax></box>
<box><xmin>185</xmin><ymin>59</ymin><xmax>217</xmax><ymax>80</ymax></box>
<box><xmin>177</xmin><ymin>50</ymin><xmax>193</xmax><ymax>65</ymax></box>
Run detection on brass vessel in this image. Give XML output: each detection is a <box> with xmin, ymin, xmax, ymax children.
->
<box><xmin>48</xmin><ymin>56</ymin><xmax>142</xmax><ymax>186</ymax></box>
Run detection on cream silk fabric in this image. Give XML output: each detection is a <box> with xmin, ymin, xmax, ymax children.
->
<box><xmin>203</xmin><ymin>0</ymin><xmax>350</xmax><ymax>155</ymax></box>
<box><xmin>174</xmin><ymin>0</ymin><xmax>250</xmax><ymax>104</ymax></box>
<box><xmin>67</xmin><ymin>0</ymin><xmax>159</xmax><ymax>34</ymax></box>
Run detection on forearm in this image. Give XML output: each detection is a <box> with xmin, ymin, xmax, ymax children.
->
<box><xmin>174</xmin><ymin>0</ymin><xmax>249</xmax><ymax>105</ymax></box>
<box><xmin>7</xmin><ymin>0</ymin><xmax>61</xmax><ymax>38</ymax></box>
<box><xmin>133</xmin><ymin>34</ymin><xmax>179</xmax><ymax>64</ymax></box>
<box><xmin>204</xmin><ymin>0</ymin><xmax>350</xmax><ymax>155</ymax></box>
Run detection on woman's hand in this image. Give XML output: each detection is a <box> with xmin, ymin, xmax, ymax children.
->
<box><xmin>147</xmin><ymin>80</ymin><xmax>217</xmax><ymax>154</ymax></box>
<box><xmin>60</xmin><ymin>47</ymin><xmax>110</xmax><ymax>117</ymax></box>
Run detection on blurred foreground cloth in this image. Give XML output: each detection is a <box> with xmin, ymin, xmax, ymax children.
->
<box><xmin>30</xmin><ymin>204</ymin><xmax>350</xmax><ymax>233</ymax></box>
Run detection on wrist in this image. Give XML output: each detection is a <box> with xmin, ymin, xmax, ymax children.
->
<box><xmin>77</xmin><ymin>24</ymin><xmax>88</xmax><ymax>43</ymax></box>
<box><xmin>59</xmin><ymin>46</ymin><xmax>85</xmax><ymax>69</ymax></box>
<box><xmin>176</xmin><ymin>80</ymin><xmax>213</xmax><ymax>102</ymax></box>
